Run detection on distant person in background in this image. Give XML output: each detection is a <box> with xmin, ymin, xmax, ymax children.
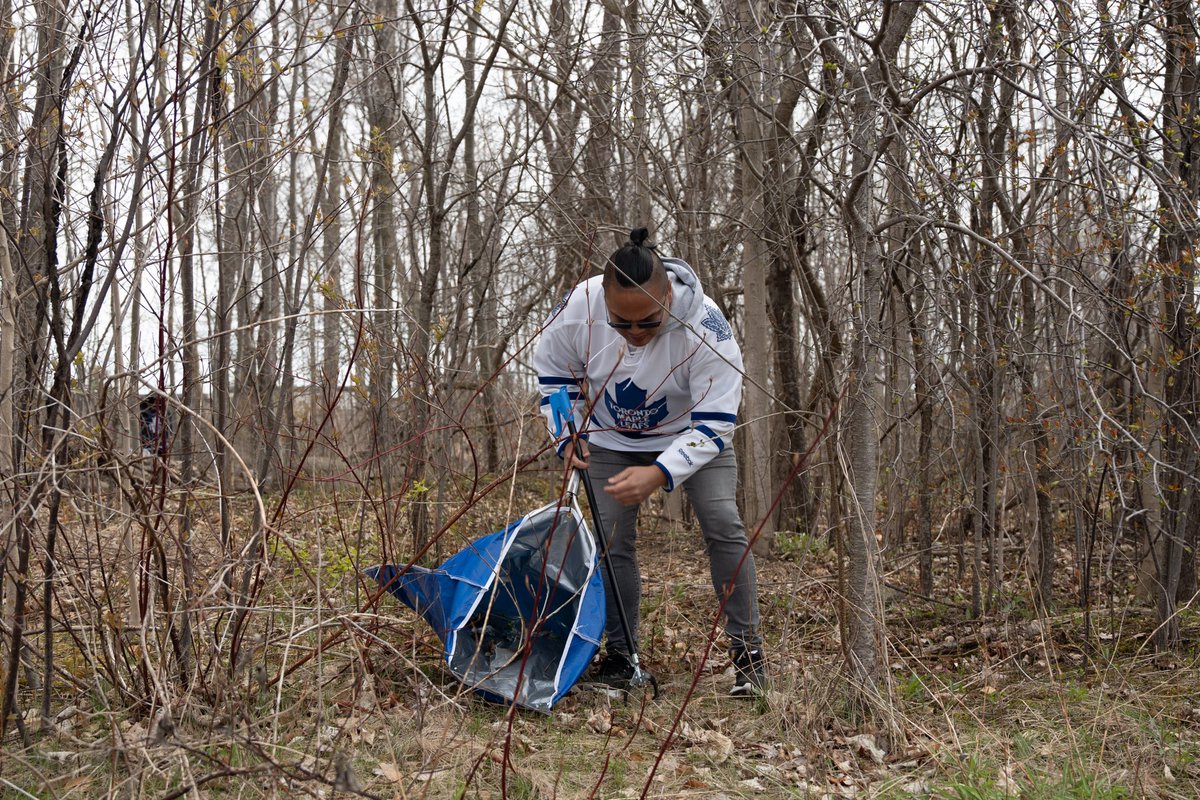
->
<box><xmin>533</xmin><ymin>227</ymin><xmax>765</xmax><ymax>696</ymax></box>
<box><xmin>139</xmin><ymin>394</ymin><xmax>171</xmax><ymax>457</ymax></box>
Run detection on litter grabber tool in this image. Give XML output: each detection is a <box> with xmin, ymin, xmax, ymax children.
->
<box><xmin>551</xmin><ymin>386</ymin><xmax>659</xmax><ymax>699</ymax></box>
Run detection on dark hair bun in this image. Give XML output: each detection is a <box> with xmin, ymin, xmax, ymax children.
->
<box><xmin>606</xmin><ymin>225</ymin><xmax>664</xmax><ymax>288</ymax></box>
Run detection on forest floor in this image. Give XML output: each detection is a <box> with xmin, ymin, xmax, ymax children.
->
<box><xmin>4</xmin><ymin>481</ymin><xmax>1200</xmax><ymax>799</ymax></box>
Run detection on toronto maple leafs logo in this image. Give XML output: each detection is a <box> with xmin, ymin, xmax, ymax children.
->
<box><xmin>604</xmin><ymin>379</ymin><xmax>669</xmax><ymax>432</ymax></box>
<box><xmin>701</xmin><ymin>305</ymin><xmax>732</xmax><ymax>342</ymax></box>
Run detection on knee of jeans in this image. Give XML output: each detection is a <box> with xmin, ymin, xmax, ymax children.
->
<box><xmin>699</xmin><ymin>513</ymin><xmax>748</xmax><ymax>545</ymax></box>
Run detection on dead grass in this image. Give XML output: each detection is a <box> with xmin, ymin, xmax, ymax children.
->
<box><xmin>2</xmin><ymin>486</ymin><xmax>1199</xmax><ymax>799</ymax></box>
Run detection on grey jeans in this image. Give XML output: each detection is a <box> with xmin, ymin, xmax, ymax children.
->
<box><xmin>585</xmin><ymin>444</ymin><xmax>762</xmax><ymax>654</ymax></box>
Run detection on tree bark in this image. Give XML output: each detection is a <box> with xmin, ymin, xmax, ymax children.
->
<box><xmin>2</xmin><ymin>0</ymin><xmax>69</xmax><ymax>739</ymax></box>
<box><xmin>724</xmin><ymin>0</ymin><xmax>777</xmax><ymax>547</ymax></box>
<box><xmin>809</xmin><ymin>0</ymin><xmax>917</xmax><ymax>744</ymax></box>
<box><xmin>1152</xmin><ymin>0</ymin><xmax>1200</xmax><ymax>650</ymax></box>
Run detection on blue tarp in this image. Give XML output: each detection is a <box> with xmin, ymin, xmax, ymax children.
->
<box><xmin>365</xmin><ymin>499</ymin><xmax>605</xmax><ymax>713</ymax></box>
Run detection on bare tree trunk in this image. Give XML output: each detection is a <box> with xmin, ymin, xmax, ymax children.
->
<box><xmin>0</xmin><ymin>71</ymin><xmax>15</xmax><ymax>644</ymax></box>
<box><xmin>214</xmin><ymin>15</ymin><xmax>239</xmax><ymax>582</ymax></box>
<box><xmin>232</xmin><ymin>4</ymin><xmax>358</xmax><ymax>659</ymax></box>
<box><xmin>766</xmin><ymin>25</ymin><xmax>823</xmax><ymax>538</ymax></box>
<box><xmin>320</xmin><ymin>133</ymin><xmax>346</xmax><ymax>385</ymax></box>
<box><xmin>915</xmin><ymin>309</ymin><xmax>935</xmax><ymax>597</ymax></box>
<box><xmin>626</xmin><ymin>0</ymin><xmax>650</xmax><ymax>225</ymax></box>
<box><xmin>1020</xmin><ymin>267</ymin><xmax>1055</xmax><ymax>611</ymax></box>
<box><xmin>809</xmin><ymin>0</ymin><xmax>916</xmax><ymax>746</ymax></box>
<box><xmin>221</xmin><ymin>0</ymin><xmax>273</xmax><ymax>504</ymax></box>
<box><xmin>407</xmin><ymin>33</ymin><xmax>441</xmax><ymax>548</ymax></box>
<box><xmin>895</xmin><ymin>238</ymin><xmax>936</xmax><ymax>596</ymax></box>
<box><xmin>539</xmin><ymin>0</ymin><xmax>586</xmax><ymax>286</ymax></box>
<box><xmin>2</xmin><ymin>0</ymin><xmax>69</xmax><ymax>739</ymax></box>
<box><xmin>402</xmin><ymin>0</ymin><xmax>515</xmax><ymax>549</ymax></box>
<box><xmin>366</xmin><ymin>0</ymin><xmax>400</xmax><ymax>526</ymax></box>
<box><xmin>969</xmin><ymin>0</ymin><xmax>1023</xmax><ymax>615</ymax></box>
<box><xmin>119</xmin><ymin>0</ymin><xmax>151</xmax><ymax>633</ymax></box>
<box><xmin>0</xmin><ymin>226</ymin><xmax>14</xmax><ymax>588</ymax></box>
<box><xmin>767</xmin><ymin>244</ymin><xmax>815</xmax><ymax>535</ymax></box>
<box><xmin>170</xmin><ymin>0</ymin><xmax>225</xmax><ymax>687</ymax></box>
<box><xmin>1153</xmin><ymin>0</ymin><xmax>1200</xmax><ymax>649</ymax></box>
<box><xmin>724</xmin><ymin>0</ymin><xmax>776</xmax><ymax>548</ymax></box>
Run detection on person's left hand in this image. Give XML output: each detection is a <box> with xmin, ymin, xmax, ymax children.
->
<box><xmin>604</xmin><ymin>465</ymin><xmax>667</xmax><ymax>506</ymax></box>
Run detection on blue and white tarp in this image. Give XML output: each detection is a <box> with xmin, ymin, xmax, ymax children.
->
<box><xmin>365</xmin><ymin>497</ymin><xmax>605</xmax><ymax>713</ymax></box>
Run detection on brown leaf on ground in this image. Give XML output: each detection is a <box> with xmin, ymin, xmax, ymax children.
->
<box><xmin>846</xmin><ymin>733</ymin><xmax>886</xmax><ymax>764</ymax></box>
<box><xmin>588</xmin><ymin>708</ymin><xmax>612</xmax><ymax>734</ymax></box>
<box><xmin>681</xmin><ymin>722</ymin><xmax>735</xmax><ymax>764</ymax></box>
<box><xmin>374</xmin><ymin>761</ymin><xmax>405</xmax><ymax>783</ymax></box>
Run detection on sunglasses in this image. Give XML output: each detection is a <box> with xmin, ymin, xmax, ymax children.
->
<box><xmin>606</xmin><ymin>317</ymin><xmax>664</xmax><ymax>330</ymax></box>
<box><xmin>606</xmin><ymin>291</ymin><xmax>671</xmax><ymax>331</ymax></box>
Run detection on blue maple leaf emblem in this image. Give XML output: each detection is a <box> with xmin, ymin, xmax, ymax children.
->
<box><xmin>701</xmin><ymin>306</ymin><xmax>732</xmax><ymax>342</ymax></box>
<box><xmin>604</xmin><ymin>379</ymin><xmax>669</xmax><ymax>432</ymax></box>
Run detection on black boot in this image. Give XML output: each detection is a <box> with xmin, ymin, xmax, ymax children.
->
<box><xmin>585</xmin><ymin>651</ymin><xmax>635</xmax><ymax>689</ymax></box>
<box><xmin>729</xmin><ymin>645</ymin><xmax>765</xmax><ymax>697</ymax></box>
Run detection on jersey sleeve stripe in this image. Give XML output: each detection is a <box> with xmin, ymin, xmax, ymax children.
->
<box><xmin>691</xmin><ymin>411</ymin><xmax>737</xmax><ymax>423</ymax></box>
<box><xmin>694</xmin><ymin>424</ymin><xmax>725</xmax><ymax>452</ymax></box>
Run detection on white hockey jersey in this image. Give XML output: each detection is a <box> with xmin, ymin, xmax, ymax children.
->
<box><xmin>533</xmin><ymin>257</ymin><xmax>744</xmax><ymax>491</ymax></box>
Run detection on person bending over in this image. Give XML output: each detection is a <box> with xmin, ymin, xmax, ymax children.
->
<box><xmin>533</xmin><ymin>227</ymin><xmax>765</xmax><ymax>697</ymax></box>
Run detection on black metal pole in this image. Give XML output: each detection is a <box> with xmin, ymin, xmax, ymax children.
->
<box><xmin>567</xmin><ymin>419</ymin><xmax>655</xmax><ymax>693</ymax></box>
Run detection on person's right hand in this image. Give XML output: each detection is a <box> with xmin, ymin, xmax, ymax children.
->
<box><xmin>562</xmin><ymin>439</ymin><xmax>590</xmax><ymax>470</ymax></box>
